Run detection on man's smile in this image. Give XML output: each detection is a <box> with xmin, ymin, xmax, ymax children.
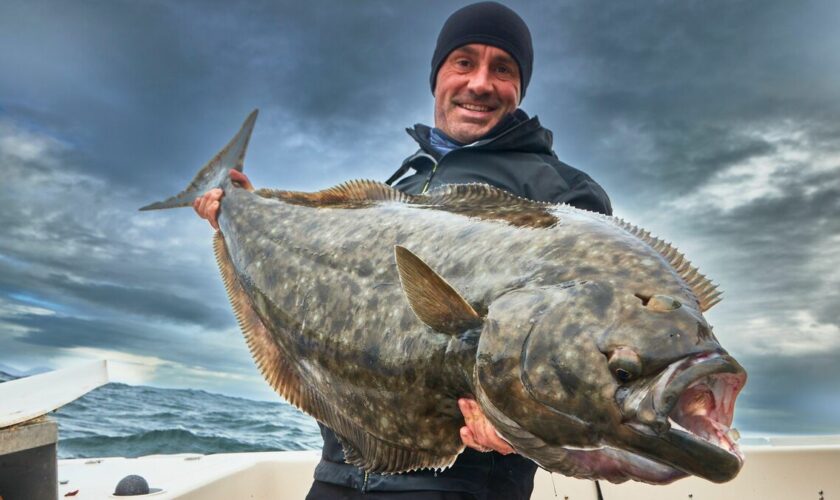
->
<box><xmin>457</xmin><ymin>102</ymin><xmax>495</xmax><ymax>112</ymax></box>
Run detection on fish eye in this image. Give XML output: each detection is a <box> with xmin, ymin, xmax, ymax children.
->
<box><xmin>647</xmin><ymin>295</ymin><xmax>681</xmax><ymax>312</ymax></box>
<box><xmin>608</xmin><ymin>347</ymin><xmax>642</xmax><ymax>383</ymax></box>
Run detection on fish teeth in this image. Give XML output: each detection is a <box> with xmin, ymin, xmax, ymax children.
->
<box><xmin>726</xmin><ymin>428</ymin><xmax>741</xmax><ymax>443</ymax></box>
<box><xmin>668</xmin><ymin>417</ymin><xmax>690</xmax><ymax>434</ymax></box>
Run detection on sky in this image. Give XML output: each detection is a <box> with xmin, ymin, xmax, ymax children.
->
<box><xmin>1</xmin><ymin>0</ymin><xmax>838</xmax><ymax>436</ymax></box>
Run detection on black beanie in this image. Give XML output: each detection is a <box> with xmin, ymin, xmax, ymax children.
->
<box><xmin>430</xmin><ymin>1</ymin><xmax>533</xmax><ymax>101</ymax></box>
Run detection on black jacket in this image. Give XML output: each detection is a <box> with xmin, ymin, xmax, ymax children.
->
<box><xmin>313</xmin><ymin>112</ymin><xmax>612</xmax><ymax>498</ymax></box>
<box><xmin>388</xmin><ymin>111</ymin><xmax>612</xmax><ymax>214</ymax></box>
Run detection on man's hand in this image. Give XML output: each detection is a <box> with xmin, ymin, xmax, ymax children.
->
<box><xmin>192</xmin><ymin>169</ymin><xmax>253</xmax><ymax>230</ymax></box>
<box><xmin>458</xmin><ymin>397</ymin><xmax>514</xmax><ymax>455</ymax></box>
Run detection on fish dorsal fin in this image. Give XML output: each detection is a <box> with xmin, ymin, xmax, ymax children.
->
<box><xmin>610</xmin><ymin>217</ymin><xmax>722</xmax><ymax>312</ymax></box>
<box><xmin>394</xmin><ymin>245</ymin><xmax>483</xmax><ymax>334</ymax></box>
<box><xmin>418</xmin><ymin>183</ymin><xmax>558</xmax><ymax>228</ymax></box>
<box><xmin>255</xmin><ymin>179</ymin><xmax>414</xmax><ymax>207</ymax></box>
<box><xmin>423</xmin><ymin>183</ymin><xmax>535</xmax><ymax>205</ymax></box>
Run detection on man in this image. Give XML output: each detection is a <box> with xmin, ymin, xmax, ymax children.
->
<box><xmin>194</xmin><ymin>3</ymin><xmax>611</xmax><ymax>499</ymax></box>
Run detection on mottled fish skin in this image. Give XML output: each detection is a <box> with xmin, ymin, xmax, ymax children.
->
<box><xmin>218</xmin><ymin>191</ymin><xmax>474</xmax><ymax>463</ymax></box>
<box><xmin>142</xmin><ymin>111</ymin><xmax>746</xmax><ymax>484</ymax></box>
<box><xmin>215</xmin><ymin>181</ymin><xmax>743</xmax><ymax>482</ymax></box>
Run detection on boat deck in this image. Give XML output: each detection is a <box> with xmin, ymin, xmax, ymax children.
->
<box><xmin>58</xmin><ymin>438</ymin><xmax>840</xmax><ymax>499</ymax></box>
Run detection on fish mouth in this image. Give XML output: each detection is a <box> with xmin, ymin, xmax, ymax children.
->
<box><xmin>618</xmin><ymin>352</ymin><xmax>747</xmax><ymax>483</ymax></box>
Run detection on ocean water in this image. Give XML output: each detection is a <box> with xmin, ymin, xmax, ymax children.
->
<box><xmin>0</xmin><ymin>371</ymin><xmax>322</xmax><ymax>459</ymax></box>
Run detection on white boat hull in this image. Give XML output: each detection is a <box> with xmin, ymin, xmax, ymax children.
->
<box><xmin>58</xmin><ymin>438</ymin><xmax>840</xmax><ymax>499</ymax></box>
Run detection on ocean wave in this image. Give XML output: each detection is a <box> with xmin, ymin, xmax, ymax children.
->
<box><xmin>59</xmin><ymin>428</ymin><xmax>284</xmax><ymax>459</ymax></box>
<box><xmin>0</xmin><ymin>373</ymin><xmax>323</xmax><ymax>459</ymax></box>
<box><xmin>48</xmin><ymin>381</ymin><xmax>322</xmax><ymax>459</ymax></box>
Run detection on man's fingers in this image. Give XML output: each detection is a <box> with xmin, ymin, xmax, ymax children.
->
<box><xmin>458</xmin><ymin>399</ymin><xmax>488</xmax><ymax>452</ymax></box>
<box><xmin>457</xmin><ymin>397</ymin><xmax>514</xmax><ymax>455</ymax></box>
<box><xmin>473</xmin><ymin>413</ymin><xmax>513</xmax><ymax>455</ymax></box>
<box><xmin>470</xmin><ymin>415</ymin><xmax>494</xmax><ymax>449</ymax></box>
<box><xmin>483</xmin><ymin>428</ymin><xmax>514</xmax><ymax>455</ymax></box>
<box><xmin>193</xmin><ymin>189</ymin><xmax>224</xmax><ymax>230</ymax></box>
<box><xmin>229</xmin><ymin>169</ymin><xmax>254</xmax><ymax>190</ymax></box>
<box><xmin>199</xmin><ymin>194</ymin><xmax>214</xmax><ymax>219</ymax></box>
<box><xmin>209</xmin><ymin>200</ymin><xmax>220</xmax><ymax>230</ymax></box>
<box><xmin>196</xmin><ymin>195</ymin><xmax>208</xmax><ymax>217</ymax></box>
<box><xmin>459</xmin><ymin>426</ymin><xmax>473</xmax><ymax>446</ymax></box>
<box><xmin>460</xmin><ymin>426</ymin><xmax>489</xmax><ymax>453</ymax></box>
<box><xmin>473</xmin><ymin>423</ymin><xmax>513</xmax><ymax>455</ymax></box>
<box><xmin>457</xmin><ymin>398</ymin><xmax>473</xmax><ymax>419</ymax></box>
<box><xmin>195</xmin><ymin>189</ymin><xmax>224</xmax><ymax>214</ymax></box>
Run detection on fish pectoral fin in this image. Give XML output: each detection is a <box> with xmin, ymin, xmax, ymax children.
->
<box><xmin>394</xmin><ymin>245</ymin><xmax>483</xmax><ymax>335</ymax></box>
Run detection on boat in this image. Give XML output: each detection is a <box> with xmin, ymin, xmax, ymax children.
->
<box><xmin>3</xmin><ymin>364</ymin><xmax>838</xmax><ymax>499</ymax></box>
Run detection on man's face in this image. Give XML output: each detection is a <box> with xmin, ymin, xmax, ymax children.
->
<box><xmin>434</xmin><ymin>44</ymin><xmax>521</xmax><ymax>144</ymax></box>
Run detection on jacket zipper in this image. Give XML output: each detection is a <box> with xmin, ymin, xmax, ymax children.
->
<box><xmin>362</xmin><ymin>471</ymin><xmax>370</xmax><ymax>493</ymax></box>
<box><xmin>421</xmin><ymin>163</ymin><xmax>438</xmax><ymax>194</ymax></box>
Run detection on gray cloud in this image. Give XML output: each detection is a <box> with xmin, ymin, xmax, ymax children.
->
<box><xmin>46</xmin><ymin>274</ymin><xmax>230</xmax><ymax>328</ymax></box>
<box><xmin>0</xmin><ymin>115</ymin><xmax>249</xmax><ymax>386</ymax></box>
<box><xmin>10</xmin><ymin>311</ymin><xmax>247</xmax><ymax>375</ymax></box>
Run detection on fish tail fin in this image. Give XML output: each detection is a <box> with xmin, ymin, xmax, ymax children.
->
<box><xmin>139</xmin><ymin>109</ymin><xmax>259</xmax><ymax>211</ymax></box>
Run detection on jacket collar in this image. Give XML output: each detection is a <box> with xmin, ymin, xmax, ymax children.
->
<box><xmin>405</xmin><ymin>109</ymin><xmax>553</xmax><ymax>162</ymax></box>
<box><xmin>385</xmin><ymin>110</ymin><xmax>556</xmax><ymax>186</ymax></box>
